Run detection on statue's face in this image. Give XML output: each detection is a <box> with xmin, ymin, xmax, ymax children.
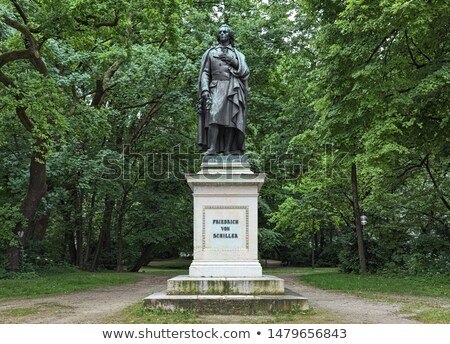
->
<box><xmin>218</xmin><ymin>27</ymin><xmax>231</xmax><ymax>44</ymax></box>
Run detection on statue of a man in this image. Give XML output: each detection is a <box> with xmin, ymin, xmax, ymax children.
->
<box><xmin>197</xmin><ymin>24</ymin><xmax>250</xmax><ymax>156</ymax></box>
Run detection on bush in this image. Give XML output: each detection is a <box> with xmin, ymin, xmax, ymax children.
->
<box><xmin>337</xmin><ymin>231</ymin><xmax>386</xmax><ymax>273</ymax></box>
<box><xmin>402</xmin><ymin>234</ymin><xmax>450</xmax><ymax>274</ymax></box>
<box><xmin>316</xmin><ymin>241</ymin><xmax>340</xmax><ymax>267</ymax></box>
<box><xmin>0</xmin><ymin>267</ymin><xmax>39</xmax><ymax>280</ymax></box>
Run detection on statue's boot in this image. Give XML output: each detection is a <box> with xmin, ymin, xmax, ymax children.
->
<box><xmin>204</xmin><ymin>124</ymin><xmax>219</xmax><ymax>155</ymax></box>
<box><xmin>204</xmin><ymin>147</ymin><xmax>217</xmax><ymax>155</ymax></box>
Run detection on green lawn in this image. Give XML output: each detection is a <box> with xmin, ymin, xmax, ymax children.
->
<box><xmin>300</xmin><ymin>272</ymin><xmax>450</xmax><ymax>297</ymax></box>
<box><xmin>147</xmin><ymin>258</ymin><xmax>192</xmax><ymax>269</ymax></box>
<box><xmin>139</xmin><ymin>267</ymin><xmax>188</xmax><ymax>275</ymax></box>
<box><xmin>264</xmin><ymin>267</ymin><xmax>338</xmax><ymax>275</ymax></box>
<box><xmin>0</xmin><ymin>271</ymin><xmax>139</xmax><ymax>300</ymax></box>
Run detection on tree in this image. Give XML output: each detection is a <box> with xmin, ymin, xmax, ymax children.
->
<box><xmin>0</xmin><ymin>0</ymin><xmax>199</xmax><ymax>271</ymax></box>
<box><xmin>293</xmin><ymin>0</ymin><xmax>450</xmax><ymax>272</ymax></box>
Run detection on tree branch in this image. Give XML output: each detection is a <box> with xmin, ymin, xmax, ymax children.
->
<box><xmin>0</xmin><ymin>49</ymin><xmax>35</xmax><ymax>68</ymax></box>
<box><xmin>16</xmin><ymin>106</ymin><xmax>33</xmax><ymax>132</ymax></box>
<box><xmin>2</xmin><ymin>16</ymin><xmax>48</xmax><ymax>75</ymax></box>
<box><xmin>424</xmin><ymin>155</ymin><xmax>450</xmax><ymax>212</ymax></box>
<box><xmin>90</xmin><ymin>61</ymin><xmax>122</xmax><ymax>108</ymax></box>
<box><xmin>10</xmin><ymin>0</ymin><xmax>28</xmax><ymax>24</ymax></box>
<box><xmin>2</xmin><ymin>16</ymin><xmax>37</xmax><ymax>50</ymax></box>
<box><xmin>405</xmin><ymin>30</ymin><xmax>426</xmax><ymax>69</ymax></box>
<box><xmin>119</xmin><ymin>100</ymin><xmax>158</xmax><ymax>111</ymax></box>
<box><xmin>1</xmin><ymin>68</ymin><xmax>35</xmax><ymax>132</ymax></box>
<box><xmin>394</xmin><ymin>155</ymin><xmax>427</xmax><ymax>179</ymax></box>
<box><xmin>0</xmin><ymin>70</ymin><xmax>15</xmax><ymax>87</ymax></box>
<box><xmin>342</xmin><ymin>191</ymin><xmax>353</xmax><ymax>207</ymax></box>
<box><xmin>38</xmin><ymin>37</ymin><xmax>49</xmax><ymax>50</ymax></box>
<box><xmin>126</xmin><ymin>103</ymin><xmax>162</xmax><ymax>148</ymax></box>
<box><xmin>338</xmin><ymin>210</ymin><xmax>352</xmax><ymax>228</ymax></box>
<box><xmin>409</xmin><ymin>32</ymin><xmax>432</xmax><ymax>63</ymax></box>
<box><xmin>94</xmin><ymin>13</ymin><xmax>120</xmax><ymax>28</ymax></box>
<box><xmin>76</xmin><ymin>10</ymin><xmax>120</xmax><ymax>28</ymax></box>
<box><xmin>366</xmin><ymin>29</ymin><xmax>398</xmax><ymax>64</ymax></box>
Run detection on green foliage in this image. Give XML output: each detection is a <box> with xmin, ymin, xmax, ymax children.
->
<box><xmin>0</xmin><ymin>270</ymin><xmax>39</xmax><ymax>280</ymax></box>
<box><xmin>258</xmin><ymin>227</ymin><xmax>283</xmax><ymax>258</ymax></box>
<box><xmin>336</xmin><ymin>231</ymin><xmax>386</xmax><ymax>273</ymax></box>
<box><xmin>275</xmin><ymin>0</ymin><xmax>450</xmax><ymax>273</ymax></box>
<box><xmin>0</xmin><ymin>203</ymin><xmax>25</xmax><ymax>247</ymax></box>
<box><xmin>0</xmin><ymin>0</ymin><xmax>448</xmax><ymax>277</ymax></box>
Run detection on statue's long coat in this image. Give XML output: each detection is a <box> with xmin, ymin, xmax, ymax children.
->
<box><xmin>197</xmin><ymin>45</ymin><xmax>250</xmax><ymax>152</ymax></box>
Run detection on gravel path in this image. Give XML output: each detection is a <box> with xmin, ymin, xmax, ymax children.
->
<box><xmin>0</xmin><ymin>273</ymin><xmax>429</xmax><ymax>324</ymax></box>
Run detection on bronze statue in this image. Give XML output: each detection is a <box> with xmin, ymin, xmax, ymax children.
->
<box><xmin>197</xmin><ymin>24</ymin><xmax>250</xmax><ymax>156</ymax></box>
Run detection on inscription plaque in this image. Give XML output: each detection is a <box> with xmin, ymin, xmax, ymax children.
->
<box><xmin>202</xmin><ymin>206</ymin><xmax>249</xmax><ymax>251</ymax></box>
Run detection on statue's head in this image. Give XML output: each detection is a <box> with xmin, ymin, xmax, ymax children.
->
<box><xmin>217</xmin><ymin>24</ymin><xmax>235</xmax><ymax>46</ymax></box>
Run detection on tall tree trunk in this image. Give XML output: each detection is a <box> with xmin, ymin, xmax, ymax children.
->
<box><xmin>61</xmin><ymin>197</ymin><xmax>77</xmax><ymax>265</ymax></box>
<box><xmin>319</xmin><ymin>227</ymin><xmax>325</xmax><ymax>252</ymax></box>
<box><xmin>91</xmin><ymin>198</ymin><xmax>115</xmax><ymax>271</ymax></box>
<box><xmin>74</xmin><ymin>189</ymin><xmax>84</xmax><ymax>267</ymax></box>
<box><xmin>351</xmin><ymin>162</ymin><xmax>367</xmax><ymax>274</ymax></box>
<box><xmin>31</xmin><ymin>212</ymin><xmax>50</xmax><ymax>241</ymax></box>
<box><xmin>83</xmin><ymin>191</ymin><xmax>97</xmax><ymax>267</ymax></box>
<box><xmin>21</xmin><ymin>149</ymin><xmax>48</xmax><ymax>233</ymax></box>
<box><xmin>311</xmin><ymin>221</ymin><xmax>316</xmax><ymax>269</ymax></box>
<box><xmin>66</xmin><ymin>230</ymin><xmax>77</xmax><ymax>265</ymax></box>
<box><xmin>115</xmin><ymin>188</ymin><xmax>130</xmax><ymax>272</ymax></box>
<box><xmin>7</xmin><ymin>247</ymin><xmax>20</xmax><ymax>272</ymax></box>
<box><xmin>115</xmin><ymin>207</ymin><xmax>126</xmax><ymax>272</ymax></box>
<box><xmin>9</xmin><ymin>145</ymin><xmax>47</xmax><ymax>271</ymax></box>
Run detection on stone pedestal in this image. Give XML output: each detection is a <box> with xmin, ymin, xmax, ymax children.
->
<box><xmin>187</xmin><ymin>156</ymin><xmax>264</xmax><ymax>278</ymax></box>
<box><xmin>144</xmin><ymin>156</ymin><xmax>309</xmax><ymax>314</ymax></box>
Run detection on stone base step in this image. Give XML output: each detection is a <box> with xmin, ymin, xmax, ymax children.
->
<box><xmin>144</xmin><ymin>289</ymin><xmax>309</xmax><ymax>315</ymax></box>
<box><xmin>167</xmin><ymin>275</ymin><xmax>284</xmax><ymax>295</ymax></box>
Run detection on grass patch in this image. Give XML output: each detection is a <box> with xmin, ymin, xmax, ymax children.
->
<box><xmin>264</xmin><ymin>267</ymin><xmax>338</xmax><ymax>275</ymax></box>
<box><xmin>0</xmin><ymin>271</ymin><xmax>140</xmax><ymax>300</ymax></box>
<box><xmin>105</xmin><ymin>303</ymin><xmax>201</xmax><ymax>324</ymax></box>
<box><xmin>414</xmin><ymin>309</ymin><xmax>450</xmax><ymax>324</ymax></box>
<box><xmin>300</xmin><ymin>272</ymin><xmax>450</xmax><ymax>297</ymax></box>
<box><xmin>0</xmin><ymin>302</ymin><xmax>72</xmax><ymax>323</ymax></box>
<box><xmin>139</xmin><ymin>267</ymin><xmax>188</xmax><ymax>275</ymax></box>
<box><xmin>399</xmin><ymin>301</ymin><xmax>450</xmax><ymax>324</ymax></box>
<box><xmin>148</xmin><ymin>258</ymin><xmax>192</xmax><ymax>269</ymax></box>
<box><xmin>0</xmin><ymin>307</ymin><xmax>40</xmax><ymax>317</ymax></box>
